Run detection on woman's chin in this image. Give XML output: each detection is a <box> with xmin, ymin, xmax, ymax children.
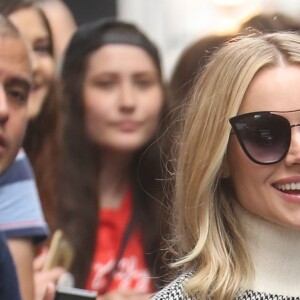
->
<box><xmin>27</xmin><ymin>94</ymin><xmax>47</xmax><ymax>119</ymax></box>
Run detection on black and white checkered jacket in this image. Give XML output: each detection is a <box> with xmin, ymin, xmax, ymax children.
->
<box><xmin>152</xmin><ymin>273</ymin><xmax>300</xmax><ymax>300</ymax></box>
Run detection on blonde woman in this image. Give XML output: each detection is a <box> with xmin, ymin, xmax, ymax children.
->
<box><xmin>154</xmin><ymin>32</ymin><xmax>300</xmax><ymax>299</ymax></box>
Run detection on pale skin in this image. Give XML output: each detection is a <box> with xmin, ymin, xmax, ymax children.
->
<box><xmin>33</xmin><ymin>251</ymin><xmax>66</xmax><ymax>300</ymax></box>
<box><xmin>83</xmin><ymin>44</ymin><xmax>163</xmax><ymax>153</ymax></box>
<box><xmin>227</xmin><ymin>64</ymin><xmax>300</xmax><ymax>228</ymax></box>
<box><xmin>41</xmin><ymin>282</ymin><xmax>55</xmax><ymax>300</ymax></box>
<box><xmin>0</xmin><ymin>38</ymin><xmax>31</xmax><ymax>173</ymax></box>
<box><xmin>7</xmin><ymin>239</ymin><xmax>35</xmax><ymax>300</ymax></box>
<box><xmin>82</xmin><ymin>44</ymin><xmax>164</xmax><ymax>299</ymax></box>
<box><xmin>83</xmin><ymin>44</ymin><xmax>163</xmax><ymax>208</ymax></box>
<box><xmin>38</xmin><ymin>0</ymin><xmax>76</xmax><ymax>62</ymax></box>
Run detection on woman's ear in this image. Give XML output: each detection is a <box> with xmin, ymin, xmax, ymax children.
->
<box><xmin>220</xmin><ymin>159</ymin><xmax>230</xmax><ymax>179</ymax></box>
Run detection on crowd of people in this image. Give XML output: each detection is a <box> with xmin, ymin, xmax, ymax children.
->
<box><xmin>1</xmin><ymin>1</ymin><xmax>300</xmax><ymax>300</ymax></box>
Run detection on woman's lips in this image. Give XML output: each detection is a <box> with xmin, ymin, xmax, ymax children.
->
<box><xmin>273</xmin><ymin>179</ymin><xmax>300</xmax><ymax>203</ymax></box>
<box><xmin>117</xmin><ymin>121</ymin><xmax>141</xmax><ymax>132</ymax></box>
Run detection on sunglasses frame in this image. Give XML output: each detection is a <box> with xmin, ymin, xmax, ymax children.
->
<box><xmin>229</xmin><ymin>111</ymin><xmax>294</xmax><ymax>165</ymax></box>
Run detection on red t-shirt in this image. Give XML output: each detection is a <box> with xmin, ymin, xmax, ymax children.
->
<box><xmin>85</xmin><ymin>188</ymin><xmax>154</xmax><ymax>295</ymax></box>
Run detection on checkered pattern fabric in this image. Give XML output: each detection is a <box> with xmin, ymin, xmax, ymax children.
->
<box><xmin>236</xmin><ymin>291</ymin><xmax>300</xmax><ymax>300</ymax></box>
<box><xmin>152</xmin><ymin>273</ymin><xmax>300</xmax><ymax>300</ymax></box>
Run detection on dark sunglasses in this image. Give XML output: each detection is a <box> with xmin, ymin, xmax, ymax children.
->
<box><xmin>229</xmin><ymin>110</ymin><xmax>300</xmax><ymax>165</ymax></box>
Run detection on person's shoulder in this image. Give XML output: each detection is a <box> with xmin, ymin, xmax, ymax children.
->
<box><xmin>0</xmin><ymin>149</ymin><xmax>34</xmax><ymax>186</ymax></box>
<box><xmin>152</xmin><ymin>272</ymin><xmax>195</xmax><ymax>300</ymax></box>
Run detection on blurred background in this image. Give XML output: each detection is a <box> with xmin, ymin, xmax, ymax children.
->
<box><xmin>62</xmin><ymin>0</ymin><xmax>300</xmax><ymax>78</ymax></box>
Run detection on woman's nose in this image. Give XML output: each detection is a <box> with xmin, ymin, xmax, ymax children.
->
<box><xmin>118</xmin><ymin>83</ymin><xmax>136</xmax><ymax>111</ymax></box>
<box><xmin>285</xmin><ymin>127</ymin><xmax>300</xmax><ymax>165</ymax></box>
<box><xmin>29</xmin><ymin>50</ymin><xmax>40</xmax><ymax>78</ymax></box>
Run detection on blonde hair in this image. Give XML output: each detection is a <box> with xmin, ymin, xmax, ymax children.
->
<box><xmin>172</xmin><ymin>32</ymin><xmax>300</xmax><ymax>299</ymax></box>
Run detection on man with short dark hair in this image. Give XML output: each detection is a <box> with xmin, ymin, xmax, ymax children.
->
<box><xmin>0</xmin><ymin>15</ymin><xmax>55</xmax><ymax>300</ymax></box>
<box><xmin>0</xmin><ymin>14</ymin><xmax>31</xmax><ymax>300</ymax></box>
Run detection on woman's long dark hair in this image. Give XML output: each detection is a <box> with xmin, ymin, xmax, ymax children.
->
<box><xmin>0</xmin><ymin>0</ymin><xmax>60</xmax><ymax>231</ymax></box>
<box><xmin>58</xmin><ymin>18</ymin><xmax>169</xmax><ymax>288</ymax></box>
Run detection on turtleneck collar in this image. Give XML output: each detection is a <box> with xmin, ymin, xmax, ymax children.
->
<box><xmin>234</xmin><ymin>201</ymin><xmax>300</xmax><ymax>297</ymax></box>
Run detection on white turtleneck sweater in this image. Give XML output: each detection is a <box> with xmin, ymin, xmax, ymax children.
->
<box><xmin>235</xmin><ymin>202</ymin><xmax>300</xmax><ymax>298</ymax></box>
<box><xmin>153</xmin><ymin>203</ymin><xmax>300</xmax><ymax>300</ymax></box>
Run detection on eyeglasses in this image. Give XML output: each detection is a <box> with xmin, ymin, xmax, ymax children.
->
<box><xmin>229</xmin><ymin>110</ymin><xmax>300</xmax><ymax>165</ymax></box>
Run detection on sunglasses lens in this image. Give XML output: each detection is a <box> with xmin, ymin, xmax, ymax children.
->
<box><xmin>230</xmin><ymin>113</ymin><xmax>291</xmax><ymax>164</ymax></box>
